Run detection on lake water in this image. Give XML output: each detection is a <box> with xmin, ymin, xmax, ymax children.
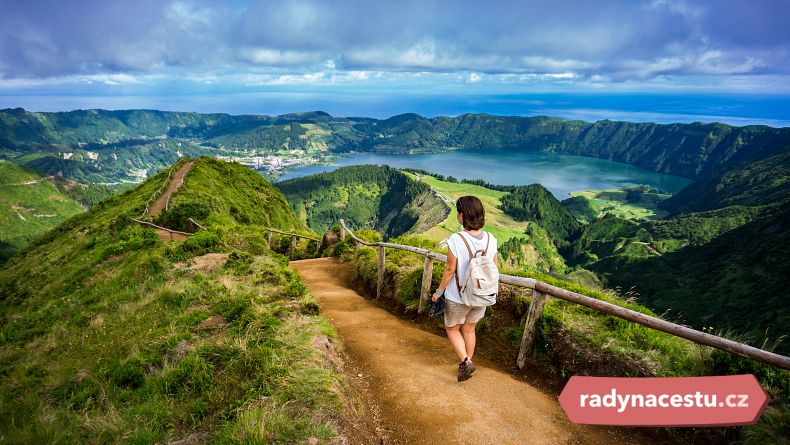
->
<box><xmin>276</xmin><ymin>151</ymin><xmax>693</xmax><ymax>199</ymax></box>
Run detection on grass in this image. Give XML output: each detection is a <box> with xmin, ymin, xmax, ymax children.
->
<box><xmin>0</xmin><ymin>157</ymin><xmax>347</xmax><ymax>443</ymax></box>
<box><xmin>0</xmin><ymin>160</ymin><xmax>84</xmax><ymax>262</ymax></box>
<box><xmin>403</xmin><ymin>172</ymin><xmax>529</xmax><ymax>243</ymax></box>
<box><xmin>567</xmin><ymin>187</ymin><xmax>671</xmax><ymax>222</ymax></box>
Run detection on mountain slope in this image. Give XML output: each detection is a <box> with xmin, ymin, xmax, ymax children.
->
<box><xmin>498</xmin><ymin>184</ymin><xmax>583</xmax><ymax>245</ymax></box>
<box><xmin>661</xmin><ymin>150</ymin><xmax>790</xmax><ymax>215</ymax></box>
<box><xmin>597</xmin><ymin>205</ymin><xmax>790</xmax><ymax>354</ymax></box>
<box><xmin>0</xmin><ymin>160</ymin><xmax>83</xmax><ymax>262</ymax></box>
<box><xmin>563</xmin><ymin>150</ymin><xmax>790</xmax><ymax>354</ymax></box>
<box><xmin>0</xmin><ymin>157</ymin><xmax>350</xmax><ymax>443</ymax></box>
<box><xmin>276</xmin><ymin>164</ymin><xmax>448</xmax><ymax>239</ymax></box>
<box><xmin>4</xmin><ymin>108</ymin><xmax>790</xmax><ymax>185</ymax></box>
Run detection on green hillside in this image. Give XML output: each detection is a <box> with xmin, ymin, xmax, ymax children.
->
<box><xmin>498</xmin><ymin>184</ymin><xmax>583</xmax><ymax>246</ymax></box>
<box><xmin>562</xmin><ymin>146</ymin><xmax>790</xmax><ymax>353</ymax></box>
<box><xmin>0</xmin><ymin>160</ymin><xmax>83</xmax><ymax>263</ymax></box>
<box><xmin>0</xmin><ymin>157</ymin><xmax>349</xmax><ymax>443</ymax></box>
<box><xmin>4</xmin><ymin>108</ymin><xmax>790</xmax><ymax>186</ymax></box>
<box><xmin>349</xmin><ymin>114</ymin><xmax>790</xmax><ymax>179</ymax></box>
<box><xmin>662</xmin><ymin>150</ymin><xmax>790</xmax><ymax>215</ymax></box>
<box><xmin>3</xmin><ymin>106</ymin><xmax>789</xmax><ymax>355</ymax></box>
<box><xmin>498</xmin><ymin>224</ymin><xmax>569</xmax><ymax>273</ymax></box>
<box><xmin>564</xmin><ymin>185</ymin><xmax>672</xmax><ymax>223</ymax></box>
<box><xmin>276</xmin><ymin>165</ymin><xmax>448</xmax><ymax>239</ymax></box>
<box><xmin>564</xmin><ymin>201</ymin><xmax>789</xmax><ymax>354</ymax></box>
<box><xmin>15</xmin><ymin>139</ymin><xmax>219</xmax><ymax>184</ymax></box>
<box><xmin>405</xmin><ymin>172</ymin><xmax>528</xmax><ymax>243</ymax></box>
<box><xmin>599</xmin><ymin>205</ymin><xmax>790</xmax><ymax>355</ymax></box>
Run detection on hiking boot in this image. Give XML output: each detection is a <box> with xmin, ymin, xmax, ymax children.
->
<box><xmin>457</xmin><ymin>358</ymin><xmax>475</xmax><ymax>381</ymax></box>
<box><xmin>467</xmin><ymin>359</ymin><xmax>476</xmax><ymax>375</ymax></box>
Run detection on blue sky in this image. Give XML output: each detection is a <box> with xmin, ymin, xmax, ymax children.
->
<box><xmin>1</xmin><ymin>0</ymin><xmax>789</xmax><ymax>125</ymax></box>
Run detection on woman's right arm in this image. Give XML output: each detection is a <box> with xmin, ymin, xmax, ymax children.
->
<box><xmin>433</xmin><ymin>249</ymin><xmax>457</xmax><ymax>302</ymax></box>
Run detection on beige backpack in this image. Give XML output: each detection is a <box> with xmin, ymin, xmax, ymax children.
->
<box><xmin>454</xmin><ymin>231</ymin><xmax>499</xmax><ymax>306</ymax></box>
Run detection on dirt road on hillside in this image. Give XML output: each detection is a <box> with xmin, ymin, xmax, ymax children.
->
<box><xmin>146</xmin><ymin>161</ymin><xmax>193</xmax><ymax>242</ymax></box>
<box><xmin>291</xmin><ymin>257</ymin><xmax>637</xmax><ymax>445</ymax></box>
<box><xmin>148</xmin><ymin>161</ymin><xmax>193</xmax><ymax>216</ymax></box>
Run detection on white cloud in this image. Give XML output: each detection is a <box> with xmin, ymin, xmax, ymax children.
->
<box><xmin>241</xmin><ymin>48</ymin><xmax>322</xmax><ymax>66</ymax></box>
<box><xmin>242</xmin><ymin>72</ymin><xmax>327</xmax><ymax>86</ymax></box>
<box><xmin>543</xmin><ymin>72</ymin><xmax>577</xmax><ymax>79</ymax></box>
<box><xmin>1</xmin><ymin>0</ymin><xmax>789</xmax><ymax>93</ymax></box>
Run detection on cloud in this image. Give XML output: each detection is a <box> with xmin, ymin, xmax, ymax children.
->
<box><xmin>240</xmin><ymin>48</ymin><xmax>324</xmax><ymax>66</ymax></box>
<box><xmin>0</xmin><ymin>0</ymin><xmax>788</xmax><ymax>92</ymax></box>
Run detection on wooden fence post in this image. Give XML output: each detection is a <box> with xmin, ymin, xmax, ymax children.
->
<box><xmin>290</xmin><ymin>235</ymin><xmax>297</xmax><ymax>259</ymax></box>
<box><xmin>517</xmin><ymin>290</ymin><xmax>547</xmax><ymax>369</ymax></box>
<box><xmin>355</xmin><ymin>241</ymin><xmax>361</xmax><ymax>251</ymax></box>
<box><xmin>267</xmin><ymin>231</ymin><xmax>272</xmax><ymax>248</ymax></box>
<box><xmin>340</xmin><ymin>225</ymin><xmax>346</xmax><ymax>240</ymax></box>
<box><xmin>418</xmin><ymin>256</ymin><xmax>434</xmax><ymax>313</ymax></box>
<box><xmin>376</xmin><ymin>245</ymin><xmax>385</xmax><ymax>299</ymax></box>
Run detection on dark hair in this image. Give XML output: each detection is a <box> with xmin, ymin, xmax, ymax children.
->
<box><xmin>456</xmin><ymin>195</ymin><xmax>485</xmax><ymax>230</ymax></box>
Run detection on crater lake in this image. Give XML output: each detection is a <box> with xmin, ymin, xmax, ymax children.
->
<box><xmin>276</xmin><ymin>150</ymin><xmax>693</xmax><ymax>199</ymax></box>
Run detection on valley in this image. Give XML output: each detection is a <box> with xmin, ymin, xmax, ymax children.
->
<box><xmin>3</xmin><ymin>107</ymin><xmax>788</xmax><ymax>357</ymax></box>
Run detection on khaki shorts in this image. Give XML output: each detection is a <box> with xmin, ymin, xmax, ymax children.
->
<box><xmin>444</xmin><ymin>300</ymin><xmax>486</xmax><ymax>327</ymax></box>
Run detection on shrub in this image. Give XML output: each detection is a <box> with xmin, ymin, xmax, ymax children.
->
<box><xmin>301</xmin><ymin>300</ymin><xmax>320</xmax><ymax>316</ymax></box>
<box><xmin>505</xmin><ymin>326</ymin><xmax>524</xmax><ymax>347</ymax></box>
<box><xmin>281</xmin><ymin>281</ymin><xmax>307</xmax><ymax>300</ymax></box>
<box><xmin>103</xmin><ymin>225</ymin><xmax>159</xmax><ymax>258</ymax></box>
<box><xmin>155</xmin><ymin>200</ymin><xmax>211</xmax><ymax>232</ymax></box>
<box><xmin>170</xmin><ymin>231</ymin><xmax>223</xmax><ymax>260</ymax></box>
<box><xmin>224</xmin><ymin>251</ymin><xmax>253</xmax><ymax>275</ymax></box>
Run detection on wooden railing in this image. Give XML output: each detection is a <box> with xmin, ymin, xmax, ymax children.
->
<box><xmin>140</xmin><ymin>162</ymin><xmax>179</xmax><ymax>218</ymax></box>
<box><xmin>132</xmin><ymin>218</ymin><xmax>194</xmax><ymax>237</ymax></box>
<box><xmin>264</xmin><ymin>227</ymin><xmax>322</xmax><ymax>259</ymax></box>
<box><xmin>338</xmin><ymin>219</ymin><xmax>790</xmax><ymax>371</ymax></box>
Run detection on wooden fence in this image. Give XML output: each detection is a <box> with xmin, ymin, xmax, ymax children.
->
<box><xmin>264</xmin><ymin>227</ymin><xmax>322</xmax><ymax>259</ymax></box>
<box><xmin>131</xmin><ymin>218</ymin><xmax>193</xmax><ymax>236</ymax></box>
<box><xmin>140</xmin><ymin>162</ymin><xmax>179</xmax><ymax>218</ymax></box>
<box><xmin>338</xmin><ymin>219</ymin><xmax>790</xmax><ymax>371</ymax></box>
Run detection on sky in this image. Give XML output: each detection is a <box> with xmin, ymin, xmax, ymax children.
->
<box><xmin>1</xmin><ymin>0</ymin><xmax>790</xmax><ymax>125</ymax></box>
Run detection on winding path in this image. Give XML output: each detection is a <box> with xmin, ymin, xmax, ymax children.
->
<box><xmin>147</xmin><ymin>161</ymin><xmax>193</xmax><ymax>241</ymax></box>
<box><xmin>292</xmin><ymin>257</ymin><xmax>639</xmax><ymax>445</ymax></box>
<box><xmin>148</xmin><ymin>161</ymin><xmax>193</xmax><ymax>216</ymax></box>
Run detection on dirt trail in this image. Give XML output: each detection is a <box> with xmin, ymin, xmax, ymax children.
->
<box><xmin>147</xmin><ymin>161</ymin><xmax>193</xmax><ymax>242</ymax></box>
<box><xmin>148</xmin><ymin>161</ymin><xmax>194</xmax><ymax>216</ymax></box>
<box><xmin>292</xmin><ymin>257</ymin><xmax>633</xmax><ymax>445</ymax></box>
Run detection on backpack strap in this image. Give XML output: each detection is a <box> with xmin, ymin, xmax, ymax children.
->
<box><xmin>482</xmin><ymin>231</ymin><xmax>490</xmax><ymax>256</ymax></box>
<box><xmin>454</xmin><ymin>232</ymin><xmax>474</xmax><ymax>292</ymax></box>
<box><xmin>457</xmin><ymin>231</ymin><xmax>474</xmax><ymax>257</ymax></box>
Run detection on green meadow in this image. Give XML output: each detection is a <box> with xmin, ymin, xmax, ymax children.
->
<box><xmin>403</xmin><ymin>172</ymin><xmax>530</xmax><ymax>244</ymax></box>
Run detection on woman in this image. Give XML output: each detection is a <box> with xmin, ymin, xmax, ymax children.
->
<box><xmin>432</xmin><ymin>195</ymin><xmax>498</xmax><ymax>381</ymax></box>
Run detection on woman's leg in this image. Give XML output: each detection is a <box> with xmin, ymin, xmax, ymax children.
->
<box><xmin>460</xmin><ymin>323</ymin><xmax>476</xmax><ymax>360</ymax></box>
<box><xmin>445</xmin><ymin>325</ymin><xmax>468</xmax><ymax>361</ymax></box>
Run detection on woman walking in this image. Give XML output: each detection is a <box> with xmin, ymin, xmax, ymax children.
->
<box><xmin>432</xmin><ymin>195</ymin><xmax>498</xmax><ymax>381</ymax></box>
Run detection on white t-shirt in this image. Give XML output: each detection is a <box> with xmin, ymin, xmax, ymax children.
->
<box><xmin>445</xmin><ymin>230</ymin><xmax>498</xmax><ymax>304</ymax></box>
